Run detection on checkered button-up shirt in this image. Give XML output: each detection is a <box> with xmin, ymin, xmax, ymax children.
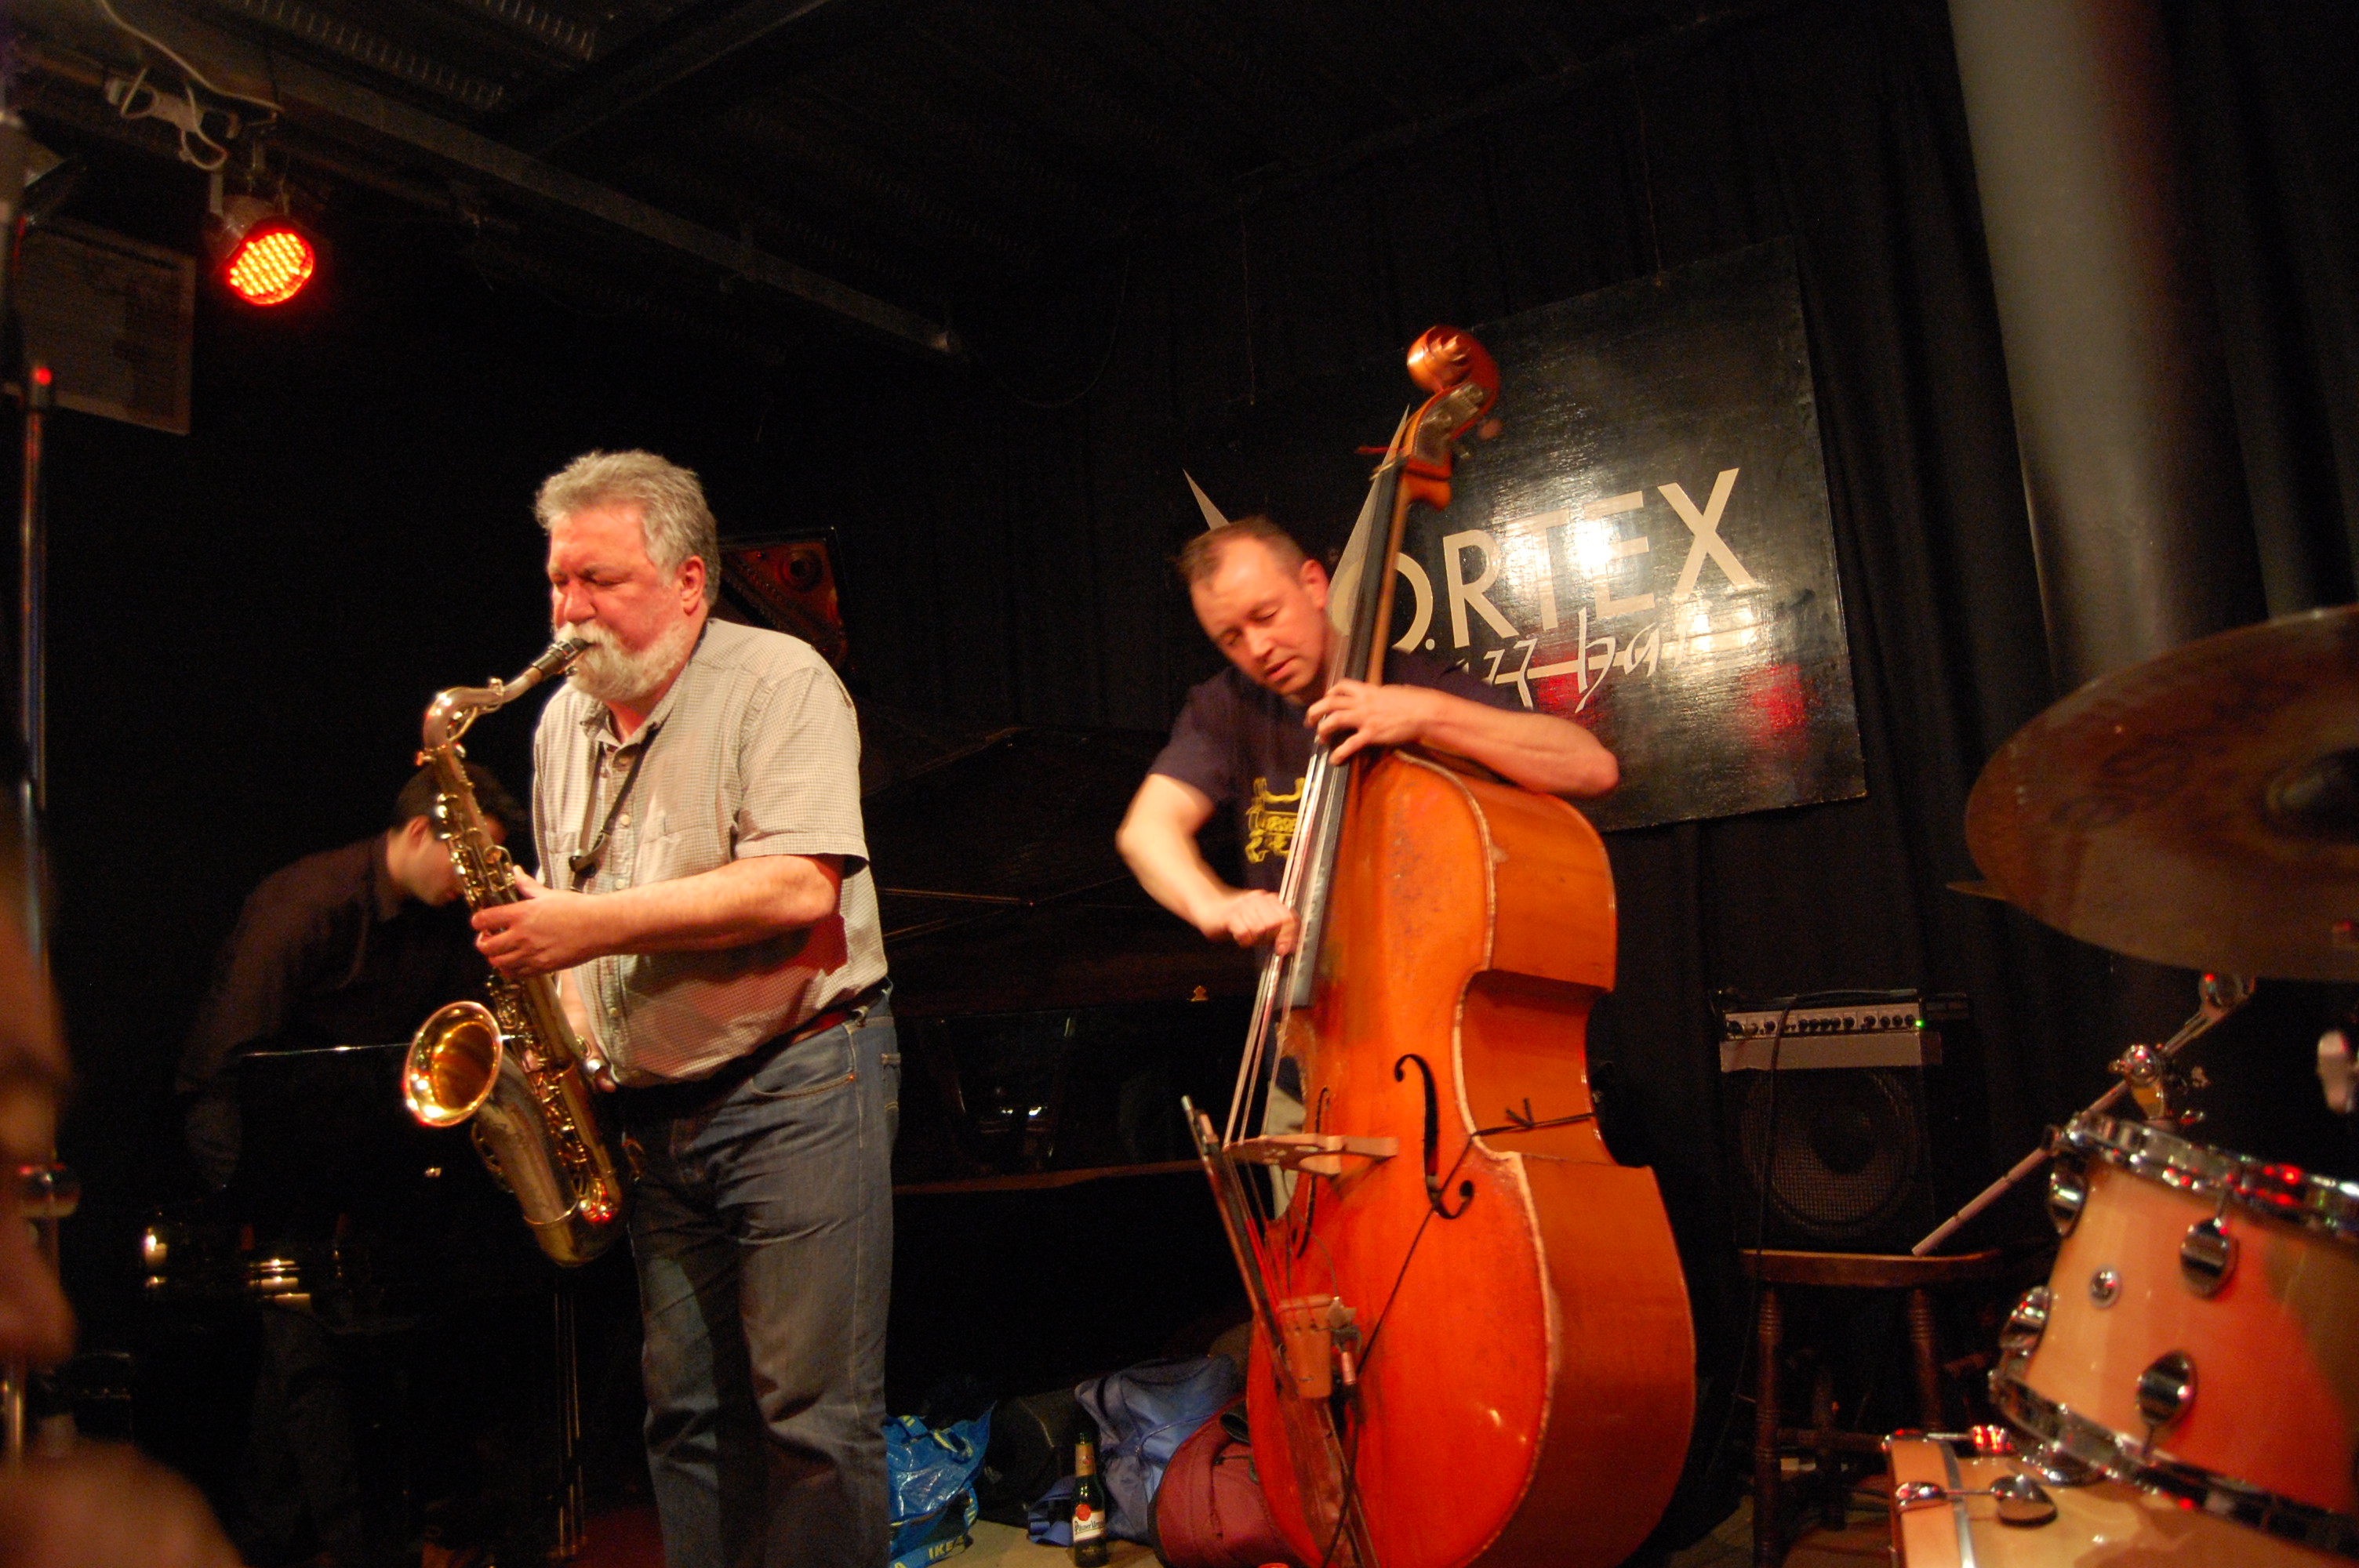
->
<box><xmin>531</xmin><ymin>617</ymin><xmax>887</xmax><ymax>1085</ymax></box>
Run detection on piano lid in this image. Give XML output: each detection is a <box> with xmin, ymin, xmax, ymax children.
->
<box><xmin>858</xmin><ymin>719</ymin><xmax>1257</xmax><ymax>1019</ymax></box>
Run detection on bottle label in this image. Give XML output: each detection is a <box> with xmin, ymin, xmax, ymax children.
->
<box><xmin>1071</xmin><ymin>1502</ymin><xmax>1105</xmax><ymax>1543</ymax></box>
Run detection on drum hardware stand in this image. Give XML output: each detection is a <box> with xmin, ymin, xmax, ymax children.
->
<box><xmin>552</xmin><ymin>1273</ymin><xmax>585</xmax><ymax>1559</ymax></box>
<box><xmin>2107</xmin><ymin>1042</ymin><xmax>2207</xmax><ymax>1127</ymax></box>
<box><xmin>1912</xmin><ymin>975</ymin><xmax>2253</xmax><ymax>1256</ymax></box>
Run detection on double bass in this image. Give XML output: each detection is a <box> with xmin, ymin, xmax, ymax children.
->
<box><xmin>1187</xmin><ymin>328</ymin><xmax>1695</xmax><ymax>1568</ymax></box>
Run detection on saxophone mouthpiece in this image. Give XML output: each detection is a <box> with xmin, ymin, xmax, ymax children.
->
<box><xmin>536</xmin><ymin>637</ymin><xmax>591</xmax><ymax>680</ymax></box>
<box><xmin>504</xmin><ymin>638</ymin><xmax>590</xmax><ymax>699</ymax></box>
<box><xmin>455</xmin><ymin>640</ymin><xmax>594</xmax><ymax>728</ymax></box>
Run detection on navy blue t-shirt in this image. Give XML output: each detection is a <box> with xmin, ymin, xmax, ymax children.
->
<box><xmin>1147</xmin><ymin>652</ymin><xmax>1505</xmax><ymax>891</ymax></box>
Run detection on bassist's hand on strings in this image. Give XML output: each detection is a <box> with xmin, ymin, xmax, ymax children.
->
<box><xmin>1118</xmin><ymin>775</ymin><xmax>1302</xmax><ymax>955</ymax></box>
<box><xmin>1307</xmin><ymin>680</ymin><xmax>1438</xmax><ymax>764</ymax></box>
<box><xmin>1204</xmin><ymin>887</ymin><xmax>1301</xmax><ymax>956</ymax></box>
<box><xmin>1313</xmin><ymin>677</ymin><xmax>1620</xmax><ymax>797</ymax></box>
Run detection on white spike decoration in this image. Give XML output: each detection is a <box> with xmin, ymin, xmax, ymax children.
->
<box><xmin>1184</xmin><ymin>470</ymin><xmax>1231</xmax><ymax>532</ymax></box>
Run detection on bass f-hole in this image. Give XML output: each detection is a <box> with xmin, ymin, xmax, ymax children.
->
<box><xmin>1394</xmin><ymin>1053</ymin><xmax>1474</xmax><ymax>1220</ymax></box>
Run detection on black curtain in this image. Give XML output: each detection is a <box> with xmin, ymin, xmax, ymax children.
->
<box><xmin>2176</xmin><ymin>2</ymin><xmax>2359</xmax><ymax>616</ymax></box>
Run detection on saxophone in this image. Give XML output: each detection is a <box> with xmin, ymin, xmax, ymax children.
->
<box><xmin>401</xmin><ymin>638</ymin><xmax>631</xmax><ymax>1266</ymax></box>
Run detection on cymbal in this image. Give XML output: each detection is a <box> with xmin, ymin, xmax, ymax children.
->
<box><xmin>1965</xmin><ymin>604</ymin><xmax>2359</xmax><ymax>981</ymax></box>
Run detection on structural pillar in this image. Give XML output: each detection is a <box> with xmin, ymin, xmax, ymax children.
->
<box><xmin>1947</xmin><ymin>0</ymin><xmax>2264</xmax><ymax>690</ymax></box>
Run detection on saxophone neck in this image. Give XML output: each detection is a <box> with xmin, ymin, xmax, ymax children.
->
<box><xmin>421</xmin><ymin>640</ymin><xmax>588</xmax><ymax>751</ymax></box>
<box><xmin>422</xmin><ymin>689</ymin><xmax>486</xmax><ymax>753</ymax></box>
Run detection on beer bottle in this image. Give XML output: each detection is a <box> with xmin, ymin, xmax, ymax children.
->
<box><xmin>1070</xmin><ymin>1427</ymin><xmax>1110</xmax><ymax>1566</ymax></box>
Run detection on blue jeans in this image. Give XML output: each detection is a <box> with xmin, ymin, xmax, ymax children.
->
<box><xmin>619</xmin><ymin>1000</ymin><xmax>899</xmax><ymax>1568</ymax></box>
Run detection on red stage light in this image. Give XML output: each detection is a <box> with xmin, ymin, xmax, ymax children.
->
<box><xmin>208</xmin><ymin>194</ymin><xmax>318</xmax><ymax>307</ymax></box>
<box><xmin>222</xmin><ymin>222</ymin><xmax>316</xmax><ymax>305</ymax></box>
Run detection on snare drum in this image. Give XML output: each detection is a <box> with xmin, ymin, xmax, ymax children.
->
<box><xmin>1990</xmin><ymin>1113</ymin><xmax>2359</xmax><ymax>1556</ymax></box>
<box><xmin>1889</xmin><ymin>1436</ymin><xmax>2340</xmax><ymax>1566</ymax></box>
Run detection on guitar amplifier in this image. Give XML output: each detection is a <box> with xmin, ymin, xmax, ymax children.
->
<box><xmin>1717</xmin><ymin>991</ymin><xmax>1969</xmax><ymax>1254</ymax></box>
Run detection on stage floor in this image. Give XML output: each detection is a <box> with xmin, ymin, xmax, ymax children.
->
<box><xmin>568</xmin><ymin>1493</ymin><xmax>1888</xmax><ymax>1568</ymax></box>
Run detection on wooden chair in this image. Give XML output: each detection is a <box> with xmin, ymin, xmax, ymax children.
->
<box><xmin>1739</xmin><ymin>1248</ymin><xmax>2019</xmax><ymax>1567</ymax></box>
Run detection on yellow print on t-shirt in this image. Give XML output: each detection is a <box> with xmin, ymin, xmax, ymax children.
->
<box><xmin>1243</xmin><ymin>775</ymin><xmax>1303</xmax><ymax>865</ymax></box>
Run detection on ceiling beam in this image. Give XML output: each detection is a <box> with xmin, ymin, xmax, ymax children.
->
<box><xmin>500</xmin><ymin>0</ymin><xmax>849</xmax><ymax>157</ymax></box>
<box><xmin>187</xmin><ymin>0</ymin><xmax>512</xmax><ymax>114</ymax></box>
<box><xmin>903</xmin><ymin>20</ymin><xmax>1228</xmax><ymax>196</ymax></box>
<box><xmin>1220</xmin><ymin>0</ymin><xmax>1790</xmax><ymax>215</ymax></box>
<box><xmin>726</xmin><ymin>97</ymin><xmax>1037</xmax><ymax>267</ymax></box>
<box><xmin>1070</xmin><ymin>0</ymin><xmax>1343</xmax><ymax>171</ymax></box>
<box><xmin>282</xmin><ymin>50</ymin><xmax>958</xmax><ymax>353</ymax></box>
<box><xmin>14</xmin><ymin>9</ymin><xmax>958</xmax><ymax>355</ymax></box>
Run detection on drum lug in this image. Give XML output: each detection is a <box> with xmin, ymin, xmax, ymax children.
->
<box><xmin>2001</xmin><ymin>1286</ymin><xmax>2052</xmax><ymax>1354</ymax></box>
<box><xmin>2135</xmin><ymin>1350</ymin><xmax>2195</xmax><ymax>1433</ymax></box>
<box><xmin>2179</xmin><ymin>1216</ymin><xmax>2237</xmax><ymax>1296</ymax></box>
<box><xmin>2046</xmin><ymin>1161</ymin><xmax>2088</xmax><ymax>1236</ymax></box>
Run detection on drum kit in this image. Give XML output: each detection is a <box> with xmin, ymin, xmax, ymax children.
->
<box><xmin>1885</xmin><ymin>604</ymin><xmax>2359</xmax><ymax>1566</ymax></box>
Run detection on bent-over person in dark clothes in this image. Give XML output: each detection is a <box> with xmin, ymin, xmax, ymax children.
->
<box><xmin>174</xmin><ymin>761</ymin><xmax>525</xmax><ymax>1568</ymax></box>
<box><xmin>177</xmin><ymin>762</ymin><xmax>525</xmax><ymax>1188</ymax></box>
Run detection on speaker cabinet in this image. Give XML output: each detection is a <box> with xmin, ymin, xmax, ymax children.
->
<box><xmin>1722</xmin><ymin>1064</ymin><xmax>1941</xmax><ymax>1254</ymax></box>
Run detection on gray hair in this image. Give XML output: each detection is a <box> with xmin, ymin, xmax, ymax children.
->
<box><xmin>535</xmin><ymin>450</ymin><xmax>722</xmax><ymax>606</ymax></box>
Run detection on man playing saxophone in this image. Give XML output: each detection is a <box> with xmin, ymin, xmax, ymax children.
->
<box><xmin>467</xmin><ymin>450</ymin><xmax>894</xmax><ymax>1568</ymax></box>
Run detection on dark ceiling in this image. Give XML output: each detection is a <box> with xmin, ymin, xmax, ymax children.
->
<box><xmin>8</xmin><ymin>0</ymin><xmax>1765</xmax><ymax>356</ymax></box>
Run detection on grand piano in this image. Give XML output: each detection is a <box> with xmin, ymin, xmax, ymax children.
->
<box><xmin>856</xmin><ymin>712</ymin><xmax>1261</xmax><ymax>1407</ymax></box>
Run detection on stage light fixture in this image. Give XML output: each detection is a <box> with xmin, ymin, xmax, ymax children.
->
<box><xmin>208</xmin><ymin>193</ymin><xmax>316</xmax><ymax>306</ymax></box>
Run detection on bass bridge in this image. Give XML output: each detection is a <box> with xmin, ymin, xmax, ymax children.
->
<box><xmin>1226</xmin><ymin>1131</ymin><xmax>1397</xmax><ymax>1179</ymax></box>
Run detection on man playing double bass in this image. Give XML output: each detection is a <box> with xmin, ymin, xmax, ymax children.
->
<box><xmin>1118</xmin><ymin>516</ymin><xmax>1618</xmax><ymax>949</ymax></box>
<box><xmin>1119</xmin><ymin>356</ymin><xmax>1694</xmax><ymax>1568</ymax></box>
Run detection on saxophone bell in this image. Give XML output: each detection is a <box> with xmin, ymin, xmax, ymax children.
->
<box><xmin>404</xmin><ymin>1000</ymin><xmax>503</xmax><ymax>1128</ymax></box>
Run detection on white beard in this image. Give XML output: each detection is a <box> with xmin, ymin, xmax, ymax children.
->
<box><xmin>558</xmin><ymin>615</ymin><xmax>700</xmax><ymax>709</ymax></box>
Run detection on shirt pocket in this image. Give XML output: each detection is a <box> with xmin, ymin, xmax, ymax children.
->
<box><xmin>627</xmin><ymin>815</ymin><xmax>729</xmax><ymax>890</ymax></box>
<box><xmin>538</xmin><ymin>826</ymin><xmax>582</xmax><ymax>884</ymax></box>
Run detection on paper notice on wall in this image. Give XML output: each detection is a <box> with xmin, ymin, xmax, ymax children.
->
<box><xmin>16</xmin><ymin>220</ymin><xmax>195</xmax><ymax>436</ymax></box>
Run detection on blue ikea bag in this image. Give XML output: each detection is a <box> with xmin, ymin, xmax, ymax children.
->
<box><xmin>887</xmin><ymin>1410</ymin><xmax>990</xmax><ymax>1568</ymax></box>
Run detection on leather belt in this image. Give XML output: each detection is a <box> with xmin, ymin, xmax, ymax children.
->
<box><xmin>612</xmin><ymin>982</ymin><xmax>888</xmax><ymax>1116</ymax></box>
<box><xmin>785</xmin><ymin>995</ymin><xmax>867</xmax><ymax>1048</ymax></box>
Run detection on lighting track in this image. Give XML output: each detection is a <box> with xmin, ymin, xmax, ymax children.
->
<box><xmin>16</xmin><ymin>6</ymin><xmax>960</xmax><ymax>355</ymax></box>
